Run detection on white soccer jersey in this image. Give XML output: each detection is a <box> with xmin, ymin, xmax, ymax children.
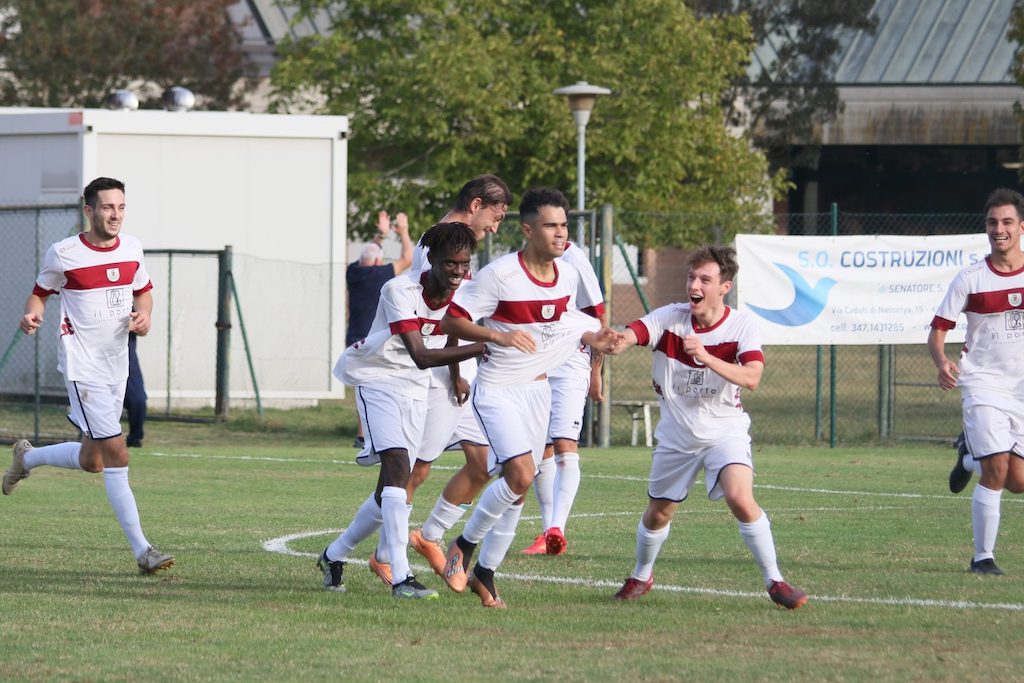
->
<box><xmin>448</xmin><ymin>250</ymin><xmax>600</xmax><ymax>387</ymax></box>
<box><xmin>628</xmin><ymin>304</ymin><xmax>764</xmax><ymax>450</ymax></box>
<box><xmin>334</xmin><ymin>270</ymin><xmax>451</xmax><ymax>399</ymax></box>
<box><xmin>33</xmin><ymin>233</ymin><xmax>152</xmax><ymax>383</ymax></box>
<box><xmin>931</xmin><ymin>256</ymin><xmax>1024</xmax><ymax>397</ymax></box>
<box><xmin>550</xmin><ymin>241</ymin><xmax>605</xmax><ymax>380</ymax></box>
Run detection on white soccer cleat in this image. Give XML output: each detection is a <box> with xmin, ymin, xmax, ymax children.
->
<box><xmin>2</xmin><ymin>439</ymin><xmax>33</xmax><ymax>495</ymax></box>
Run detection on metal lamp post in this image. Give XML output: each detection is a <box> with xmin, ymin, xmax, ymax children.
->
<box><xmin>553</xmin><ymin>81</ymin><xmax>611</xmax><ymax>243</ymax></box>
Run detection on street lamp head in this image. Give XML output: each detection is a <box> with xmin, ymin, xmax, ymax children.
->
<box><xmin>553</xmin><ymin>81</ymin><xmax>611</xmax><ymax>128</ymax></box>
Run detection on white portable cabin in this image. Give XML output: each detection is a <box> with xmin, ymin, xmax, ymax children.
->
<box><xmin>0</xmin><ymin>107</ymin><xmax>349</xmax><ymax>408</ymax></box>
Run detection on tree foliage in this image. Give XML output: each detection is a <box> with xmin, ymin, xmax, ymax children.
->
<box><xmin>689</xmin><ymin>0</ymin><xmax>876</xmax><ymax>169</ymax></box>
<box><xmin>0</xmin><ymin>0</ymin><xmax>255</xmax><ymax>110</ymax></box>
<box><xmin>1009</xmin><ymin>0</ymin><xmax>1024</xmax><ymax>166</ymax></box>
<box><xmin>271</xmin><ymin>0</ymin><xmax>787</xmax><ymax>248</ymax></box>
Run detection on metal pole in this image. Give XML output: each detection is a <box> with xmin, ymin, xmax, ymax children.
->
<box><xmin>878</xmin><ymin>344</ymin><xmax>890</xmax><ymax>439</ymax></box>
<box><xmin>829</xmin><ymin>202</ymin><xmax>839</xmax><ymax>448</ymax></box>
<box><xmin>165</xmin><ymin>253</ymin><xmax>173</xmax><ymax>416</ymax></box>
<box><xmin>214</xmin><ymin>246</ymin><xmax>233</xmax><ymax>421</ymax></box>
<box><xmin>33</xmin><ymin>208</ymin><xmax>41</xmax><ymax>442</ymax></box>
<box><xmin>576</xmin><ymin>122</ymin><xmax>587</xmax><ymax>245</ymax></box>
<box><xmin>598</xmin><ymin>204</ymin><xmax>614</xmax><ymax>448</ymax></box>
<box><xmin>815</xmin><ymin>346</ymin><xmax>823</xmax><ymax>441</ymax></box>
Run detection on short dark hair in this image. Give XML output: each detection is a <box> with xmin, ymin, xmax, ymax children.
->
<box><xmin>687</xmin><ymin>245</ymin><xmax>738</xmax><ymax>283</ymax></box>
<box><xmin>984</xmin><ymin>187</ymin><xmax>1024</xmax><ymax>221</ymax></box>
<box><xmin>519</xmin><ymin>187</ymin><xmax>569</xmax><ymax>225</ymax></box>
<box><xmin>83</xmin><ymin>177</ymin><xmax>125</xmax><ymax>208</ymax></box>
<box><xmin>421</xmin><ymin>222</ymin><xmax>478</xmax><ymax>259</ymax></box>
<box><xmin>452</xmin><ymin>174</ymin><xmax>511</xmax><ymax>211</ymax></box>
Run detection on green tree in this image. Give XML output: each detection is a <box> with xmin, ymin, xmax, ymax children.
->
<box><xmin>0</xmin><ymin>0</ymin><xmax>255</xmax><ymax>110</ymax></box>
<box><xmin>689</xmin><ymin>0</ymin><xmax>877</xmax><ymax>169</ymax></box>
<box><xmin>271</xmin><ymin>0</ymin><xmax>786</xmax><ymax>247</ymax></box>
<box><xmin>1009</xmin><ymin>0</ymin><xmax>1024</xmax><ymax>167</ymax></box>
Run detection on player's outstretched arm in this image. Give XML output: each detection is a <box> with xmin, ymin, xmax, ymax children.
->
<box><xmin>582</xmin><ymin>326</ymin><xmax>620</xmax><ymax>355</ymax></box>
<box><xmin>20</xmin><ymin>294</ymin><xmax>45</xmax><ymax>335</ymax></box>
<box><xmin>441</xmin><ymin>314</ymin><xmax>536</xmax><ymax>353</ymax></box>
<box><xmin>399</xmin><ymin>330</ymin><xmax>484</xmax><ymax>370</ymax></box>
<box><xmin>927</xmin><ymin>327</ymin><xmax>959</xmax><ymax>391</ymax></box>
<box><xmin>604</xmin><ymin>327</ymin><xmax>637</xmax><ymax>355</ymax></box>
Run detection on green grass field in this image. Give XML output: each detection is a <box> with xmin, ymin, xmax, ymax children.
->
<box><xmin>1</xmin><ymin>415</ymin><xmax>1023</xmax><ymax>681</ymax></box>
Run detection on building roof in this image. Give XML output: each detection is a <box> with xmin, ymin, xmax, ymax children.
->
<box><xmin>751</xmin><ymin>0</ymin><xmax>1016</xmax><ymax>86</ymax></box>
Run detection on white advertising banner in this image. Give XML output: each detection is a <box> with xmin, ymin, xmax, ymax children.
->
<box><xmin>735</xmin><ymin>233</ymin><xmax>990</xmax><ymax>345</ymax></box>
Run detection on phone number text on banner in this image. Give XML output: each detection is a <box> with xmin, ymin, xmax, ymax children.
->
<box><xmin>735</xmin><ymin>234</ymin><xmax>990</xmax><ymax>345</ymax></box>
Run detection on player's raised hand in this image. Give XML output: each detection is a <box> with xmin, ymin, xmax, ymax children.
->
<box><xmin>496</xmin><ymin>329</ymin><xmax>536</xmax><ymax>353</ymax></box>
<box><xmin>683</xmin><ymin>334</ymin><xmax>708</xmax><ymax>364</ymax></box>
<box><xmin>394</xmin><ymin>212</ymin><xmax>409</xmax><ymax>237</ymax></box>
<box><xmin>128</xmin><ymin>309</ymin><xmax>152</xmax><ymax>336</ymax></box>
<box><xmin>377</xmin><ymin>210</ymin><xmax>392</xmax><ymax>238</ymax></box>
<box><xmin>19</xmin><ymin>312</ymin><xmax>43</xmax><ymax>335</ymax></box>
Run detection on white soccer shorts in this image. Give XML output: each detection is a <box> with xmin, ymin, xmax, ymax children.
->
<box><xmin>471</xmin><ymin>379</ymin><xmax>550</xmax><ymax>474</ymax></box>
<box><xmin>354</xmin><ymin>385</ymin><xmax>427</xmax><ymax>468</ymax></box>
<box><xmin>548</xmin><ymin>371</ymin><xmax>589</xmax><ymax>442</ymax></box>
<box><xmin>647</xmin><ymin>434</ymin><xmax>753</xmax><ymax>502</ymax></box>
<box><xmin>962</xmin><ymin>393</ymin><xmax>1024</xmax><ymax>460</ymax></box>
<box><xmin>66</xmin><ymin>379</ymin><xmax>127</xmax><ymax>440</ymax></box>
<box><xmin>416</xmin><ymin>384</ymin><xmax>487</xmax><ymax>463</ymax></box>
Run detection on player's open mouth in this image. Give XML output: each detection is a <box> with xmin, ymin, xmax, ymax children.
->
<box><xmin>690</xmin><ymin>294</ymin><xmax>704</xmax><ymax>304</ymax></box>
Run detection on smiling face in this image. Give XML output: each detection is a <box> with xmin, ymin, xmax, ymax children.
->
<box><xmin>467</xmin><ymin>200</ymin><xmax>508</xmax><ymax>238</ymax></box>
<box><xmin>429</xmin><ymin>245</ymin><xmax>473</xmax><ymax>295</ymax></box>
<box><xmin>686</xmin><ymin>260</ymin><xmax>731</xmax><ymax>323</ymax></box>
<box><xmin>986</xmin><ymin>203</ymin><xmax>1024</xmax><ymax>261</ymax></box>
<box><xmin>83</xmin><ymin>188</ymin><xmax>125</xmax><ymax>245</ymax></box>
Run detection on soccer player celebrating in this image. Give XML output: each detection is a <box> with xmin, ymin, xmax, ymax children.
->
<box><xmin>521</xmin><ymin>239</ymin><xmax>606</xmax><ymax>556</ymax></box>
<box><xmin>439</xmin><ymin>187</ymin><xmax>619</xmax><ymax>608</ymax></box>
<box><xmin>929</xmin><ymin>187</ymin><xmax>1024</xmax><ymax>576</ymax></box>
<box><xmin>321</xmin><ymin>223</ymin><xmax>484</xmax><ymax>599</ymax></box>
<box><xmin>3</xmin><ymin>177</ymin><xmax>174</xmax><ymax>575</ymax></box>
<box><xmin>610</xmin><ymin>245</ymin><xmax>807</xmax><ymax>609</ymax></box>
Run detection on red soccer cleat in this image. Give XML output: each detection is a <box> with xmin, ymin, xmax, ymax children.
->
<box><xmin>613</xmin><ymin>576</ymin><xmax>653</xmax><ymax>601</ymax></box>
<box><xmin>544</xmin><ymin>527</ymin><xmax>567</xmax><ymax>556</ymax></box>
<box><xmin>521</xmin><ymin>534</ymin><xmax>547</xmax><ymax>555</ymax></box>
<box><xmin>768</xmin><ymin>580</ymin><xmax>808</xmax><ymax>610</ymax></box>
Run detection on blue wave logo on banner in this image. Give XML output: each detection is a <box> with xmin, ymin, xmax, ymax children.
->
<box><xmin>747</xmin><ymin>263</ymin><xmax>837</xmax><ymax>327</ymax></box>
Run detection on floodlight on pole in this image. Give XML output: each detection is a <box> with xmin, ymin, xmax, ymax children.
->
<box><xmin>553</xmin><ymin>81</ymin><xmax>611</xmax><ymax>244</ymax></box>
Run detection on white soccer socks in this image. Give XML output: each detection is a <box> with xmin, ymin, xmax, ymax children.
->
<box><xmin>632</xmin><ymin>521</ymin><xmax>670</xmax><ymax>582</ymax></box>
<box><xmin>462</xmin><ymin>478</ymin><xmax>519</xmax><ymax>545</ymax></box>
<box><xmin>738</xmin><ymin>511</ymin><xmax>784</xmax><ymax>586</ymax></box>
<box><xmin>478</xmin><ymin>503</ymin><xmax>524</xmax><ymax>571</ymax></box>
<box><xmin>420</xmin><ymin>497</ymin><xmax>467</xmax><ymax>542</ymax></box>
<box><xmin>24</xmin><ymin>442</ymin><xmax>82</xmax><ymax>470</ymax></box>
<box><xmin>551</xmin><ymin>452</ymin><xmax>581</xmax><ymax>532</ymax></box>
<box><xmin>972</xmin><ymin>484</ymin><xmax>1002</xmax><ymax>561</ymax></box>
<box><xmin>102</xmin><ymin>467</ymin><xmax>150</xmax><ymax>559</ymax></box>
<box><xmin>532</xmin><ymin>456</ymin><xmax>556</xmax><ymax>530</ymax></box>
<box><xmin>380</xmin><ymin>487</ymin><xmax>411</xmax><ymax>583</ymax></box>
<box><xmin>327</xmin><ymin>493</ymin><xmax>383</xmax><ymax>561</ymax></box>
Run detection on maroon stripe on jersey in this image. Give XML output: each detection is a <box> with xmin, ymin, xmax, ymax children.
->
<box><xmin>518</xmin><ymin>251</ymin><xmax>560</xmax><ymax>287</ymax></box>
<box><xmin>931</xmin><ymin>315</ymin><xmax>956</xmax><ymax>331</ymax></box>
<box><xmin>491</xmin><ymin>296</ymin><xmax>570</xmax><ymax>324</ymax></box>
<box><xmin>627</xmin><ymin>320</ymin><xmax>650</xmax><ymax>346</ymax></box>
<box><xmin>391</xmin><ymin>318</ymin><xmax>446</xmax><ymax>336</ymax></box>
<box><xmin>78</xmin><ymin>233</ymin><xmax>120</xmax><ymax>252</ymax></box>
<box><xmin>448</xmin><ymin>302</ymin><xmax>472</xmax><ymax>319</ymax></box>
<box><xmin>657</xmin><ymin>330</ymin><xmax>741</xmax><ymax>368</ymax></box>
<box><xmin>581</xmin><ymin>302</ymin><xmax>605</xmax><ymax>319</ymax></box>
<box><xmin>64</xmin><ymin>261</ymin><xmax>139</xmax><ymax>290</ymax></box>
<box><xmin>738</xmin><ymin>350</ymin><xmax>765</xmax><ymax>365</ymax></box>
<box><xmin>32</xmin><ymin>284</ymin><xmax>57</xmax><ymax>298</ymax></box>
<box><xmin>390</xmin><ymin>320</ymin><xmax>420</xmax><ymax>334</ymax></box>
<box><xmin>964</xmin><ymin>289</ymin><xmax>1024</xmax><ymax>315</ymax></box>
<box><xmin>135</xmin><ymin>281</ymin><xmax>153</xmax><ymax>295</ymax></box>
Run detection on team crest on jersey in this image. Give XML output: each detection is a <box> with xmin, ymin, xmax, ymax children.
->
<box><xmin>106</xmin><ymin>268</ymin><xmax>120</xmax><ymax>282</ymax></box>
<box><xmin>421</xmin><ymin>322</ymin><xmax>436</xmax><ymax>335</ymax></box>
<box><xmin>541</xmin><ymin>304</ymin><xmax>556</xmax><ymax>320</ymax></box>
<box><xmin>1010</xmin><ymin>292</ymin><xmax>1022</xmax><ymax>307</ymax></box>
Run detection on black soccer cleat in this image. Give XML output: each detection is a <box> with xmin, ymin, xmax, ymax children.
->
<box><xmin>949</xmin><ymin>432</ymin><xmax>972</xmax><ymax>494</ymax></box>
<box><xmin>969</xmin><ymin>558</ymin><xmax>1004</xmax><ymax>576</ymax></box>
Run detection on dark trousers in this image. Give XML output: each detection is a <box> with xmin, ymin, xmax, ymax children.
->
<box><xmin>125</xmin><ymin>333</ymin><xmax>147</xmax><ymax>444</ymax></box>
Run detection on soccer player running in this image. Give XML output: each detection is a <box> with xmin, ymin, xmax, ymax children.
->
<box><xmin>928</xmin><ymin>187</ymin><xmax>1024</xmax><ymax>576</ymax></box>
<box><xmin>321</xmin><ymin>223</ymin><xmax>484</xmax><ymax>599</ymax></box>
<box><xmin>3</xmin><ymin>177</ymin><xmax>174</xmax><ymax>575</ymax></box>
<box><xmin>439</xmin><ymin>187</ymin><xmax>619</xmax><ymax>608</ymax></box>
<box><xmin>522</xmin><ymin>239</ymin><xmax>606</xmax><ymax>556</ymax></box>
<box><xmin>609</xmin><ymin>245</ymin><xmax>808</xmax><ymax>609</ymax></box>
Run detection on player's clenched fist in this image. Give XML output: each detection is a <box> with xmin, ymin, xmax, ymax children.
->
<box><xmin>20</xmin><ymin>312</ymin><xmax>42</xmax><ymax>335</ymax></box>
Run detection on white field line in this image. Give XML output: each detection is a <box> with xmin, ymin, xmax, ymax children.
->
<box><xmin>263</xmin><ymin>528</ymin><xmax>1024</xmax><ymax>612</ymax></box>
<box><xmin>148</xmin><ymin>451</ymin><xmax>1023</xmax><ymax>504</ymax></box>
